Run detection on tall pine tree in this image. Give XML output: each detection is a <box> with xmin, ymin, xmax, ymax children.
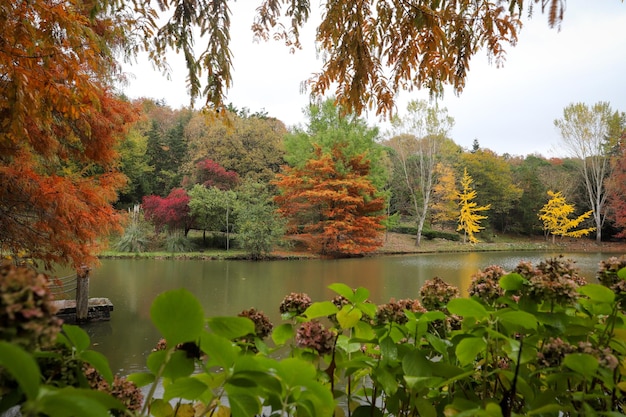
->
<box><xmin>457</xmin><ymin>168</ymin><xmax>490</xmax><ymax>244</ymax></box>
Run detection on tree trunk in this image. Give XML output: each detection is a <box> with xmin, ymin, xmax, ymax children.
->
<box><xmin>226</xmin><ymin>203</ymin><xmax>230</xmax><ymax>251</ymax></box>
<box><xmin>415</xmin><ymin>215</ymin><xmax>426</xmax><ymax>246</ymax></box>
<box><xmin>76</xmin><ymin>266</ymin><xmax>90</xmax><ymax>323</ymax></box>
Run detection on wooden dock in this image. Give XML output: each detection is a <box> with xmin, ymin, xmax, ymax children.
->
<box><xmin>52</xmin><ymin>298</ymin><xmax>114</xmax><ymax>324</ymax></box>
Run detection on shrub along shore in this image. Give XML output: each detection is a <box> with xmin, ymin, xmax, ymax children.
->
<box><xmin>99</xmin><ymin>232</ymin><xmax>626</xmax><ymax>261</ymax></box>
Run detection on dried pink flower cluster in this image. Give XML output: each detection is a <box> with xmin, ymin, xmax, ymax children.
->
<box><xmin>577</xmin><ymin>341</ymin><xmax>619</xmax><ymax>370</ymax></box>
<box><xmin>527</xmin><ymin>275</ymin><xmax>579</xmax><ymax>305</ymax></box>
<box><xmin>375</xmin><ymin>298</ymin><xmax>426</xmax><ymax>325</ymax></box>
<box><xmin>597</xmin><ymin>256</ymin><xmax>626</xmax><ymax>285</ymax></box>
<box><xmin>151</xmin><ymin>338</ymin><xmax>202</xmax><ymax>359</ymax></box>
<box><xmin>468</xmin><ymin>265</ymin><xmax>506</xmax><ymax>305</ymax></box>
<box><xmin>296</xmin><ymin>320</ymin><xmax>335</xmax><ymax>355</ymax></box>
<box><xmin>279</xmin><ymin>292</ymin><xmax>312</xmax><ymax>316</ymax></box>
<box><xmin>538</xmin><ymin>337</ymin><xmax>618</xmax><ymax>370</ymax></box>
<box><xmin>514</xmin><ymin>256</ymin><xmax>584</xmax><ymax>305</ymax></box>
<box><xmin>597</xmin><ymin>256</ymin><xmax>626</xmax><ymax>303</ymax></box>
<box><xmin>152</xmin><ymin>338</ymin><xmax>167</xmax><ymax>352</ymax></box>
<box><xmin>420</xmin><ymin>276</ymin><xmax>459</xmax><ymax>311</ymax></box>
<box><xmin>0</xmin><ymin>263</ymin><xmax>62</xmax><ymax>350</ymax></box>
<box><xmin>238</xmin><ymin>308</ymin><xmax>274</xmax><ymax>339</ymax></box>
<box><xmin>84</xmin><ymin>365</ymin><xmax>144</xmax><ymax>415</ymax></box>
<box><xmin>331</xmin><ymin>295</ymin><xmax>350</xmax><ymax>310</ymax></box>
<box><xmin>537</xmin><ymin>337</ymin><xmax>576</xmax><ymax>368</ymax></box>
<box><xmin>536</xmin><ymin>256</ymin><xmax>586</xmax><ymax>286</ymax></box>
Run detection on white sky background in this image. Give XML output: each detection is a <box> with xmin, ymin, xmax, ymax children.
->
<box><xmin>122</xmin><ymin>0</ymin><xmax>626</xmax><ymax>157</ymax></box>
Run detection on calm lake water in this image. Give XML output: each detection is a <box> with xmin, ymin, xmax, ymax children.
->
<box><xmin>80</xmin><ymin>251</ymin><xmax>624</xmax><ymax>374</ymax></box>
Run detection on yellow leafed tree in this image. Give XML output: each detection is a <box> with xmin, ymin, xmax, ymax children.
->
<box><xmin>538</xmin><ymin>190</ymin><xmax>595</xmax><ymax>244</ymax></box>
<box><xmin>431</xmin><ymin>163</ymin><xmax>458</xmax><ymax>229</ymax></box>
<box><xmin>457</xmin><ymin>168</ymin><xmax>491</xmax><ymax>244</ymax></box>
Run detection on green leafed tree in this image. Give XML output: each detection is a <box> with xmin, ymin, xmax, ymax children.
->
<box><xmin>234</xmin><ymin>181</ymin><xmax>286</xmax><ymax>259</ymax></box>
<box><xmin>508</xmin><ymin>155</ymin><xmax>550</xmax><ymax>235</ymax></box>
<box><xmin>188</xmin><ymin>184</ymin><xmax>237</xmax><ymax>249</ymax></box>
<box><xmin>457</xmin><ymin>168</ymin><xmax>491</xmax><ymax>244</ymax></box>
<box><xmin>386</xmin><ymin>100</ymin><xmax>454</xmax><ymax>246</ymax></box>
<box><xmin>538</xmin><ymin>190</ymin><xmax>595</xmax><ymax>244</ymax></box>
<box><xmin>184</xmin><ymin>111</ymin><xmax>287</xmax><ymax>184</ymax></box>
<box><xmin>460</xmin><ymin>149</ymin><xmax>523</xmax><ymax>233</ymax></box>
<box><xmin>117</xmin><ymin>124</ymin><xmax>155</xmax><ymax>207</ymax></box>
<box><xmin>554</xmin><ymin>102</ymin><xmax>623</xmax><ymax>242</ymax></box>
<box><xmin>285</xmin><ymin>99</ymin><xmax>389</xmax><ymax>191</ymax></box>
<box><xmin>144</xmin><ymin>106</ymin><xmax>192</xmax><ymax>196</ymax></box>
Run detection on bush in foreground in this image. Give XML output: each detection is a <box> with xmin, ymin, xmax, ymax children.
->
<box><xmin>2</xmin><ymin>256</ymin><xmax>626</xmax><ymax>416</ymax></box>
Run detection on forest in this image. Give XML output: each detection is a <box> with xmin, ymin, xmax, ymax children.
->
<box><xmin>107</xmin><ymin>96</ymin><xmax>626</xmax><ymax>260</ymax></box>
<box><xmin>2</xmin><ymin>0</ymin><xmax>624</xmax><ymax>269</ymax></box>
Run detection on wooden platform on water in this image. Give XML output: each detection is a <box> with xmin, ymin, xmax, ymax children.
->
<box><xmin>52</xmin><ymin>297</ymin><xmax>114</xmax><ymax>323</ymax></box>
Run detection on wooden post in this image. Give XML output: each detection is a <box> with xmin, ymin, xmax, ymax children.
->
<box><xmin>76</xmin><ymin>266</ymin><xmax>90</xmax><ymax>323</ymax></box>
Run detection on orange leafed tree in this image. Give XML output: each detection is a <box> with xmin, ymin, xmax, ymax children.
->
<box><xmin>0</xmin><ymin>1</ymin><xmax>137</xmax><ymax>269</ymax></box>
<box><xmin>274</xmin><ymin>146</ymin><xmax>385</xmax><ymax>256</ymax></box>
<box><xmin>125</xmin><ymin>0</ymin><xmax>570</xmax><ymax>117</ymax></box>
<box><xmin>607</xmin><ymin>133</ymin><xmax>626</xmax><ymax>237</ymax></box>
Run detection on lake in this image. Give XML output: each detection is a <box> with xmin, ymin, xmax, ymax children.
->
<box><xmin>81</xmin><ymin>251</ymin><xmax>622</xmax><ymax>374</ymax></box>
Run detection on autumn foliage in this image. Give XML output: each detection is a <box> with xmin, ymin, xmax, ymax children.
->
<box><xmin>608</xmin><ymin>138</ymin><xmax>626</xmax><ymax>237</ymax></box>
<box><xmin>538</xmin><ymin>190</ymin><xmax>594</xmax><ymax>243</ymax></box>
<box><xmin>274</xmin><ymin>147</ymin><xmax>385</xmax><ymax>256</ymax></box>
<box><xmin>169</xmin><ymin>0</ymin><xmax>563</xmax><ymax>116</ymax></box>
<box><xmin>142</xmin><ymin>189</ymin><xmax>194</xmax><ymax>236</ymax></box>
<box><xmin>195</xmin><ymin>159</ymin><xmax>240</xmax><ymax>190</ymax></box>
<box><xmin>0</xmin><ymin>1</ymin><xmax>137</xmax><ymax>268</ymax></box>
<box><xmin>457</xmin><ymin>168</ymin><xmax>490</xmax><ymax>244</ymax></box>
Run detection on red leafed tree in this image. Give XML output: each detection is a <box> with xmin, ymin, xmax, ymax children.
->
<box><xmin>195</xmin><ymin>159</ymin><xmax>240</xmax><ymax>190</ymax></box>
<box><xmin>0</xmin><ymin>0</ymin><xmax>138</xmax><ymax>269</ymax></box>
<box><xmin>143</xmin><ymin>188</ymin><xmax>194</xmax><ymax>236</ymax></box>
<box><xmin>608</xmin><ymin>135</ymin><xmax>626</xmax><ymax>237</ymax></box>
<box><xmin>274</xmin><ymin>146</ymin><xmax>385</xmax><ymax>256</ymax></box>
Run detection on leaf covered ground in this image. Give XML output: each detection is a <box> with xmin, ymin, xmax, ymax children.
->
<box><xmin>375</xmin><ymin>232</ymin><xmax>626</xmax><ymax>255</ymax></box>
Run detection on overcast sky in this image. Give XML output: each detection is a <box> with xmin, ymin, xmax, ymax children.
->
<box><xmin>122</xmin><ymin>0</ymin><xmax>626</xmax><ymax>157</ymax></box>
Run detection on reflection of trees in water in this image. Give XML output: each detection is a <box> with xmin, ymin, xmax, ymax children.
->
<box><xmin>86</xmin><ymin>253</ymin><xmax>605</xmax><ymax>374</ymax></box>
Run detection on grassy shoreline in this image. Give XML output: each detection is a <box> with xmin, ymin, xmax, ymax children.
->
<box><xmin>99</xmin><ymin>233</ymin><xmax>626</xmax><ymax>261</ymax></box>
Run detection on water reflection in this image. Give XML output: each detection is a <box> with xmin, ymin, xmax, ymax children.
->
<box><xmin>82</xmin><ymin>251</ymin><xmax>621</xmax><ymax>374</ymax></box>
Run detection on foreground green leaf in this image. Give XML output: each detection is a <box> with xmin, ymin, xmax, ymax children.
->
<box><xmin>60</xmin><ymin>324</ymin><xmax>90</xmax><ymax>353</ymax></box>
<box><xmin>578</xmin><ymin>283</ymin><xmax>615</xmax><ymax>303</ymax></box>
<box><xmin>163</xmin><ymin>376</ymin><xmax>208</xmax><ymax>401</ymax></box>
<box><xmin>304</xmin><ymin>301</ymin><xmax>339</xmax><ymax>319</ymax></box>
<box><xmin>563</xmin><ymin>353</ymin><xmax>599</xmax><ymax>379</ymax></box>
<box><xmin>271</xmin><ymin>323</ymin><xmax>294</xmax><ymax>346</ymax></box>
<box><xmin>499</xmin><ymin>273</ymin><xmax>526</xmax><ymax>291</ymax></box>
<box><xmin>447</xmin><ymin>298</ymin><xmax>489</xmax><ymax>320</ymax></box>
<box><xmin>207</xmin><ymin>316</ymin><xmax>255</xmax><ymax>340</ymax></box>
<box><xmin>337</xmin><ymin>304</ymin><xmax>362</xmax><ymax>329</ymax></box>
<box><xmin>37</xmin><ymin>386</ymin><xmax>123</xmax><ymax>417</ymax></box>
<box><xmin>79</xmin><ymin>350</ymin><xmax>114</xmax><ymax>384</ymax></box>
<box><xmin>0</xmin><ymin>342</ymin><xmax>40</xmax><ymax>401</ymax></box>
<box><xmin>328</xmin><ymin>283</ymin><xmax>354</xmax><ymax>300</ymax></box>
<box><xmin>456</xmin><ymin>337</ymin><xmax>486</xmax><ymax>367</ymax></box>
<box><xmin>150</xmin><ymin>288</ymin><xmax>205</xmax><ymax>346</ymax></box>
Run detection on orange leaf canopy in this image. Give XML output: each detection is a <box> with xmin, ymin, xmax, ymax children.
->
<box><xmin>274</xmin><ymin>147</ymin><xmax>385</xmax><ymax>256</ymax></box>
<box><xmin>0</xmin><ymin>0</ymin><xmax>137</xmax><ymax>269</ymax></box>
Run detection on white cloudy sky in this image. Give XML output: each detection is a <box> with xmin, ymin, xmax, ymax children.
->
<box><xmin>122</xmin><ymin>0</ymin><xmax>626</xmax><ymax>157</ymax></box>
